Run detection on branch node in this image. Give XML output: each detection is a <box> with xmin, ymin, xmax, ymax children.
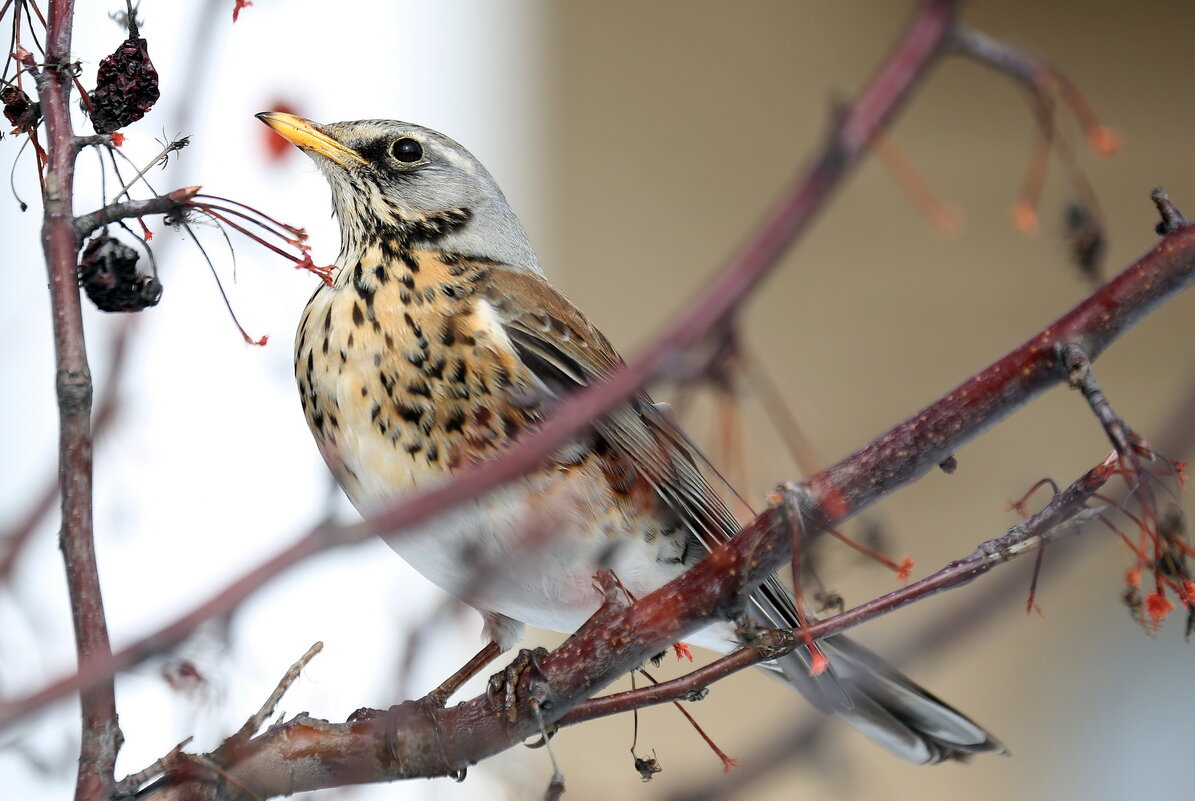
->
<box><xmin>1152</xmin><ymin>187</ymin><xmax>1188</xmax><ymax>234</ymax></box>
<box><xmin>55</xmin><ymin>367</ymin><xmax>93</xmax><ymax>415</ymax></box>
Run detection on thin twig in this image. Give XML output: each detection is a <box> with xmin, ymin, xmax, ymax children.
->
<box><xmin>74</xmin><ymin>185</ymin><xmax>200</xmax><ymax>238</ymax></box>
<box><xmin>112</xmin><ymin>738</ymin><xmax>192</xmax><ymax>799</ymax></box>
<box><xmin>233</xmin><ymin>642</ymin><xmax>323</xmax><ymax>743</ymax></box>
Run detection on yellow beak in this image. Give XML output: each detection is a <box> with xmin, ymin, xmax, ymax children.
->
<box><xmin>256</xmin><ymin>112</ymin><xmax>368</xmax><ymax>167</ymax></box>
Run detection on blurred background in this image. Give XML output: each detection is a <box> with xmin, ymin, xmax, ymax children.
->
<box><xmin>2</xmin><ymin>1</ymin><xmax>1193</xmax><ymax>799</ymax></box>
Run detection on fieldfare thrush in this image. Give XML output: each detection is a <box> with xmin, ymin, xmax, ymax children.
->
<box><xmin>258</xmin><ymin>112</ymin><xmax>1003</xmax><ymax>764</ymax></box>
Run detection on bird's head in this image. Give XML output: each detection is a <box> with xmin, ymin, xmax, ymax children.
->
<box><xmin>257</xmin><ymin>112</ymin><xmax>540</xmax><ymax>273</ymax></box>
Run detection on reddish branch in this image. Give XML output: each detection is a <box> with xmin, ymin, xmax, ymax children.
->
<box><xmin>138</xmin><ymin>451</ymin><xmax>1118</xmax><ymax>801</ymax></box>
<box><xmin>124</xmin><ymin>217</ymin><xmax>1195</xmax><ymax>786</ymax></box>
<box><xmin>130</xmin><ymin>446</ymin><xmax>1123</xmax><ymax>798</ymax></box>
<box><xmin>36</xmin><ymin>2</ymin><xmax>123</xmax><ymax>801</ymax></box>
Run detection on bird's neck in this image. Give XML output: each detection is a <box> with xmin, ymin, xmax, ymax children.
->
<box><xmin>334</xmin><ymin>206</ymin><xmax>470</xmax><ymax>268</ymax></box>
<box><xmin>333</xmin><ymin>197</ymin><xmax>542</xmax><ymax>277</ymax></box>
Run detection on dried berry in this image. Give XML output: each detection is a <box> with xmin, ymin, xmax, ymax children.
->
<box><xmin>632</xmin><ymin>752</ymin><xmax>662</xmax><ymax>782</ymax></box>
<box><xmin>2</xmin><ymin>85</ymin><xmax>41</xmax><ymax>134</ymax></box>
<box><xmin>78</xmin><ymin>234</ymin><xmax>162</xmax><ymax>312</ymax></box>
<box><xmin>1064</xmin><ymin>201</ymin><xmax>1105</xmax><ymax>284</ymax></box>
<box><xmin>88</xmin><ymin>36</ymin><xmax>160</xmax><ymax>134</ymax></box>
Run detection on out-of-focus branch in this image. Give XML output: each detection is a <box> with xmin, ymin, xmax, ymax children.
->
<box><xmin>37</xmin><ymin>2</ymin><xmax>123</xmax><ymax>801</ymax></box>
<box><xmin>0</xmin><ymin>313</ymin><xmax>128</xmax><ymax>581</ymax></box>
<box><xmin>950</xmin><ymin>24</ymin><xmax>1120</xmax><ymax>157</ymax></box>
<box><xmin>950</xmin><ymin>23</ymin><xmax>1117</xmax><ymax>277</ymax></box>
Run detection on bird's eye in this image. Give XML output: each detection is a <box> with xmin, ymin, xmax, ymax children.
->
<box><xmin>391</xmin><ymin>137</ymin><xmax>423</xmax><ymax>163</ymax></box>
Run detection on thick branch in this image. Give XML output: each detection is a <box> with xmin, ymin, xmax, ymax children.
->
<box><xmin>39</xmin><ymin>2</ymin><xmax>122</xmax><ymax>800</ymax></box>
<box><xmin>810</xmin><ymin>217</ymin><xmax>1195</xmax><ymax>521</ymax></box>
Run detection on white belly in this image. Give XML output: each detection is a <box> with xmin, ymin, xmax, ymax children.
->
<box><xmin>354</xmin><ymin>470</ymin><xmax>694</xmax><ymax>640</ymax></box>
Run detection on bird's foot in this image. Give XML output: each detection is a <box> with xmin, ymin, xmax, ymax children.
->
<box><xmin>486</xmin><ymin>646</ymin><xmax>550</xmax><ymax>724</ymax></box>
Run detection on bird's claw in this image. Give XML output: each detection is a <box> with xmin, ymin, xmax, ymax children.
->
<box><xmin>524</xmin><ymin>724</ymin><xmax>559</xmax><ymax>748</ymax></box>
<box><xmin>486</xmin><ymin>647</ymin><xmax>550</xmax><ymax>723</ymax></box>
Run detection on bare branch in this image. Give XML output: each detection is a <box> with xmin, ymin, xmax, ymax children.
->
<box><xmin>36</xmin><ymin>2</ymin><xmax>123</xmax><ymax>799</ymax></box>
<box><xmin>131</xmin><ymin>451</ymin><xmax>1116</xmax><ymax>799</ymax></box>
<box><xmin>73</xmin><ymin>185</ymin><xmax>200</xmax><ymax>238</ymax></box>
<box><xmin>231</xmin><ymin>642</ymin><xmax>324</xmax><ymax>745</ymax></box>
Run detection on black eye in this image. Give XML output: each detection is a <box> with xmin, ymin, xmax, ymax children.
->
<box><xmin>391</xmin><ymin>137</ymin><xmax>423</xmax><ymax>163</ymax></box>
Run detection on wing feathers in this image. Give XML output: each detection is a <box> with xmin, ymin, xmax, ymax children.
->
<box><xmin>482</xmin><ymin>262</ymin><xmax>1001</xmax><ymax>763</ymax></box>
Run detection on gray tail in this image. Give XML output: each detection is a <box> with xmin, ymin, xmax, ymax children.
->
<box><xmin>775</xmin><ymin>633</ymin><xmax>1005</xmax><ymax>764</ymax></box>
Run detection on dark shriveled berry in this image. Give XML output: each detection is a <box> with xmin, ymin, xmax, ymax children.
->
<box><xmin>2</xmin><ymin>85</ymin><xmax>41</xmax><ymax>134</ymax></box>
<box><xmin>78</xmin><ymin>234</ymin><xmax>163</xmax><ymax>312</ymax></box>
<box><xmin>88</xmin><ymin>37</ymin><xmax>161</xmax><ymax>134</ymax></box>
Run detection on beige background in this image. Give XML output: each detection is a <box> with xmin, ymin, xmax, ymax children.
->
<box><xmin>531</xmin><ymin>2</ymin><xmax>1195</xmax><ymax>799</ymax></box>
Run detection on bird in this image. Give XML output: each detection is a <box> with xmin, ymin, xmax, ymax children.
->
<box><xmin>257</xmin><ymin>111</ymin><xmax>1003</xmax><ymax>764</ymax></box>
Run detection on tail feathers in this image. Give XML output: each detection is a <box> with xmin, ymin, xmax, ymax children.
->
<box><xmin>775</xmin><ymin>634</ymin><xmax>1005</xmax><ymax>765</ymax></box>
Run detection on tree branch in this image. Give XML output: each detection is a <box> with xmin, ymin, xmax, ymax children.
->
<box><xmin>38</xmin><ymin>2</ymin><xmax>123</xmax><ymax>800</ymax></box>
<box><xmin>132</xmin><ymin>446</ymin><xmax>1119</xmax><ymax>799</ymax></box>
<box><xmin>73</xmin><ymin>186</ymin><xmax>201</xmax><ymax>239</ymax></box>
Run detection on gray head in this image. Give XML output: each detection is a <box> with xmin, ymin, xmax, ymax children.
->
<box><xmin>257</xmin><ymin>113</ymin><xmax>540</xmax><ymax>273</ymax></box>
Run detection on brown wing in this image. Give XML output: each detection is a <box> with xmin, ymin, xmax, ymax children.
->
<box><xmin>484</xmin><ymin>265</ymin><xmax>809</xmax><ymax>638</ymax></box>
<box><xmin>483</xmin><ymin>265</ymin><xmax>1008</xmax><ymax>758</ymax></box>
